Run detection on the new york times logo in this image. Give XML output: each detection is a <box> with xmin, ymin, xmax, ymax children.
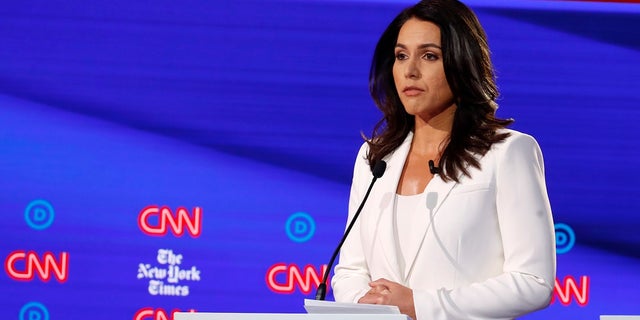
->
<box><xmin>137</xmin><ymin>249</ymin><xmax>201</xmax><ymax>297</ymax></box>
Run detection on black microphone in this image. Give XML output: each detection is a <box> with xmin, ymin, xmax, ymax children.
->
<box><xmin>428</xmin><ymin>159</ymin><xmax>440</xmax><ymax>175</ymax></box>
<box><xmin>315</xmin><ymin>160</ymin><xmax>387</xmax><ymax>300</ymax></box>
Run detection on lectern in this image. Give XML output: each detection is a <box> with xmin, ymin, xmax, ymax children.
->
<box><xmin>175</xmin><ymin>313</ymin><xmax>410</xmax><ymax>320</ymax></box>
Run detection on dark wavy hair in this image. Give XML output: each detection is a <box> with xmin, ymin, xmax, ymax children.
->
<box><xmin>366</xmin><ymin>0</ymin><xmax>513</xmax><ymax>182</ymax></box>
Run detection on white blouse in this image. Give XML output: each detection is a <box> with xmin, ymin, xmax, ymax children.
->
<box><xmin>393</xmin><ymin>192</ymin><xmax>426</xmax><ymax>283</ymax></box>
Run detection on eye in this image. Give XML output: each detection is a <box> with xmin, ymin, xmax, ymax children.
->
<box><xmin>423</xmin><ymin>52</ymin><xmax>439</xmax><ymax>61</ymax></box>
<box><xmin>395</xmin><ymin>52</ymin><xmax>408</xmax><ymax>61</ymax></box>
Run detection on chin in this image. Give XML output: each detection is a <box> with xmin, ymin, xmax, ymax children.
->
<box><xmin>402</xmin><ymin>103</ymin><xmax>422</xmax><ymax>116</ymax></box>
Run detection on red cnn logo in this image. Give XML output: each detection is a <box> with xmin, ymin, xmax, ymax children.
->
<box><xmin>4</xmin><ymin>250</ymin><xmax>69</xmax><ymax>283</ymax></box>
<box><xmin>138</xmin><ymin>206</ymin><xmax>202</xmax><ymax>237</ymax></box>
<box><xmin>552</xmin><ymin>275</ymin><xmax>590</xmax><ymax>306</ymax></box>
<box><xmin>134</xmin><ymin>307</ymin><xmax>196</xmax><ymax>320</ymax></box>
<box><xmin>266</xmin><ymin>263</ymin><xmax>328</xmax><ymax>294</ymax></box>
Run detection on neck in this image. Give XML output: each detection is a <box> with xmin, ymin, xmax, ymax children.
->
<box><xmin>411</xmin><ymin>104</ymin><xmax>456</xmax><ymax>156</ymax></box>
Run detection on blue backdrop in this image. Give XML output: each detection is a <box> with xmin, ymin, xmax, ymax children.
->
<box><xmin>1</xmin><ymin>0</ymin><xmax>639</xmax><ymax>319</ymax></box>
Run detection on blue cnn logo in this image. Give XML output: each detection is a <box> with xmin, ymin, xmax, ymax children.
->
<box><xmin>285</xmin><ymin>212</ymin><xmax>316</xmax><ymax>243</ymax></box>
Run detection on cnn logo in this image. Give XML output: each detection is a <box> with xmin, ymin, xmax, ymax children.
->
<box><xmin>134</xmin><ymin>307</ymin><xmax>196</xmax><ymax>320</ymax></box>
<box><xmin>138</xmin><ymin>206</ymin><xmax>202</xmax><ymax>238</ymax></box>
<box><xmin>552</xmin><ymin>275</ymin><xmax>590</xmax><ymax>307</ymax></box>
<box><xmin>266</xmin><ymin>263</ymin><xmax>328</xmax><ymax>294</ymax></box>
<box><xmin>4</xmin><ymin>250</ymin><xmax>69</xmax><ymax>283</ymax></box>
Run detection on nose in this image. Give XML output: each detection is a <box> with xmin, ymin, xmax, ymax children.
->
<box><xmin>405</xmin><ymin>58</ymin><xmax>421</xmax><ymax>79</ymax></box>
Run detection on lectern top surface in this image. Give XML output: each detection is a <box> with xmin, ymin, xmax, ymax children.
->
<box><xmin>174</xmin><ymin>313</ymin><xmax>411</xmax><ymax>320</ymax></box>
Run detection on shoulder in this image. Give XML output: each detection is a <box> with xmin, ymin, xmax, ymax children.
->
<box><xmin>356</xmin><ymin>140</ymin><xmax>369</xmax><ymax>158</ymax></box>
<box><xmin>351</xmin><ymin>141</ymin><xmax>371</xmax><ymax>180</ymax></box>
<box><xmin>354</xmin><ymin>141</ymin><xmax>370</xmax><ymax>168</ymax></box>
<box><xmin>354</xmin><ymin>132</ymin><xmax>413</xmax><ymax>167</ymax></box>
<box><xmin>492</xmin><ymin>129</ymin><xmax>542</xmax><ymax>156</ymax></box>
<box><xmin>489</xmin><ymin>129</ymin><xmax>546</xmax><ymax>172</ymax></box>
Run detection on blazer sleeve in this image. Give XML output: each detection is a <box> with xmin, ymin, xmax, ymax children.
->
<box><xmin>413</xmin><ymin>133</ymin><xmax>557</xmax><ymax>320</ymax></box>
<box><xmin>331</xmin><ymin>142</ymin><xmax>373</xmax><ymax>303</ymax></box>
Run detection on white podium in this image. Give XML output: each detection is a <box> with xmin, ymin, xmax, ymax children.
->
<box><xmin>175</xmin><ymin>313</ymin><xmax>410</xmax><ymax>320</ymax></box>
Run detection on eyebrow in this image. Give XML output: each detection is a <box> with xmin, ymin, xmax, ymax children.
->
<box><xmin>395</xmin><ymin>43</ymin><xmax>442</xmax><ymax>50</ymax></box>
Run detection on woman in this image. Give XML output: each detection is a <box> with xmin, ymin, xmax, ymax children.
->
<box><xmin>331</xmin><ymin>1</ymin><xmax>556</xmax><ymax>319</ymax></box>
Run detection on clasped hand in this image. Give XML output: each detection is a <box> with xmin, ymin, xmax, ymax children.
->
<box><xmin>357</xmin><ymin>278</ymin><xmax>416</xmax><ymax>320</ymax></box>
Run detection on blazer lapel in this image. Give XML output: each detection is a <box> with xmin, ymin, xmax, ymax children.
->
<box><xmin>402</xmin><ymin>155</ymin><xmax>457</xmax><ymax>281</ymax></box>
<box><xmin>369</xmin><ymin>132</ymin><xmax>414</xmax><ymax>283</ymax></box>
<box><xmin>367</xmin><ymin>132</ymin><xmax>459</xmax><ymax>283</ymax></box>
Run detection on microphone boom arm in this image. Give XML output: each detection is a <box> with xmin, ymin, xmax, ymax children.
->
<box><xmin>315</xmin><ymin>162</ymin><xmax>384</xmax><ymax>300</ymax></box>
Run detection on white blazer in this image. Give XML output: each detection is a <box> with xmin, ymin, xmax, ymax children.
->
<box><xmin>332</xmin><ymin>129</ymin><xmax>556</xmax><ymax>320</ymax></box>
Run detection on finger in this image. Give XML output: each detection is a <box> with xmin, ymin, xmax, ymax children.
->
<box><xmin>368</xmin><ymin>286</ymin><xmax>391</xmax><ymax>295</ymax></box>
<box><xmin>365</xmin><ymin>289</ymin><xmax>379</xmax><ymax>296</ymax></box>
<box><xmin>368</xmin><ymin>283</ymin><xmax>389</xmax><ymax>292</ymax></box>
<box><xmin>358</xmin><ymin>294</ymin><xmax>378</xmax><ymax>304</ymax></box>
<box><xmin>370</xmin><ymin>278</ymin><xmax>395</xmax><ymax>288</ymax></box>
<box><xmin>369</xmin><ymin>278</ymin><xmax>392</xmax><ymax>288</ymax></box>
<box><xmin>359</xmin><ymin>293</ymin><xmax>390</xmax><ymax>305</ymax></box>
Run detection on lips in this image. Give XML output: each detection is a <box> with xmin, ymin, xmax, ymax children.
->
<box><xmin>403</xmin><ymin>86</ymin><xmax>424</xmax><ymax>96</ymax></box>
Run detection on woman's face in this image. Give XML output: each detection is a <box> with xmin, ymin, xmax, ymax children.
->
<box><xmin>393</xmin><ymin>18</ymin><xmax>455</xmax><ymax>120</ymax></box>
